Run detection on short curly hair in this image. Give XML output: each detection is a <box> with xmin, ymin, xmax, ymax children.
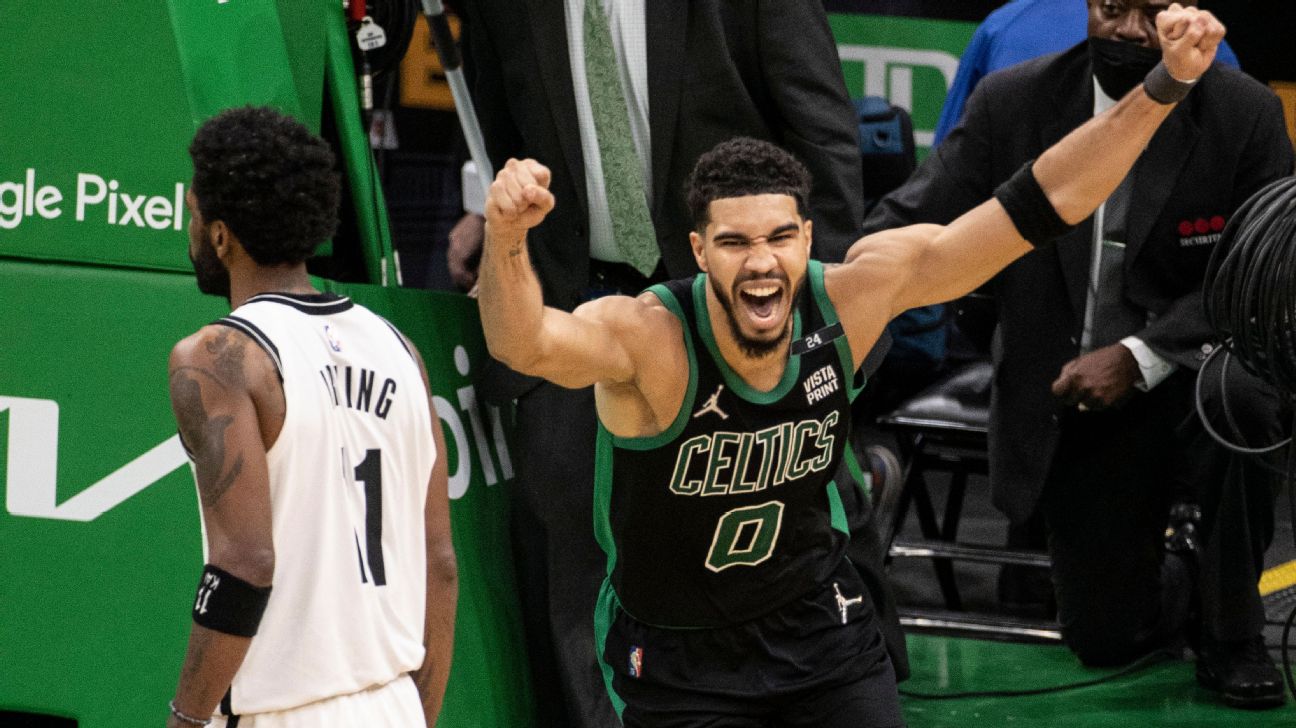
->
<box><xmin>189</xmin><ymin>106</ymin><xmax>340</xmax><ymax>265</ymax></box>
<box><xmin>685</xmin><ymin>137</ymin><xmax>811</xmax><ymax>231</ymax></box>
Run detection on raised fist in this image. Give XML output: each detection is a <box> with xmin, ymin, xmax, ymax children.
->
<box><xmin>485</xmin><ymin>158</ymin><xmax>555</xmax><ymax>242</ymax></box>
<box><xmin>1157</xmin><ymin>3</ymin><xmax>1225</xmax><ymax>82</ymax></box>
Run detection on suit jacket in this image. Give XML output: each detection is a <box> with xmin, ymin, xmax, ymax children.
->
<box><xmin>862</xmin><ymin>42</ymin><xmax>1294</xmax><ymax>522</ymax></box>
<box><xmin>463</xmin><ymin>0</ymin><xmax>866</xmax><ymax>317</ymax></box>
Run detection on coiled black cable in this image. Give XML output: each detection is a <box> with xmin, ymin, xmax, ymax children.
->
<box><xmin>1201</xmin><ymin>175</ymin><xmax>1296</xmax><ymax>702</ymax></box>
<box><xmin>908</xmin><ymin>178</ymin><xmax>1296</xmax><ymax>704</ymax></box>
<box><xmin>1204</xmin><ymin>176</ymin><xmax>1296</xmax><ymax>392</ymax></box>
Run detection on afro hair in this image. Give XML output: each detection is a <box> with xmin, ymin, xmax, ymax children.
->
<box><xmin>189</xmin><ymin>106</ymin><xmax>341</xmax><ymax>266</ymax></box>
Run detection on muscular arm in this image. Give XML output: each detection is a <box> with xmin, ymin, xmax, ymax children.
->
<box><xmin>477</xmin><ymin>159</ymin><xmax>673</xmax><ymax>390</ymax></box>
<box><xmin>167</xmin><ymin>327</ymin><xmax>278</xmax><ymax>726</ymax></box>
<box><xmin>833</xmin><ymin>6</ymin><xmax>1224</xmax><ymax>364</ymax></box>
<box><xmin>869</xmin><ymin>82</ymin><xmax>1179</xmax><ymax>311</ymax></box>
<box><xmin>406</xmin><ymin>342</ymin><xmax>457</xmax><ymax>726</ymax></box>
<box><xmin>1046</xmin><ymin>83</ymin><xmax>1292</xmax><ymax>409</ymax></box>
<box><xmin>833</xmin><ymin>87</ymin><xmax>1177</xmax><ymax>363</ymax></box>
<box><xmin>1051</xmin><ymin>82</ymin><xmax>1296</xmax><ymax>409</ymax></box>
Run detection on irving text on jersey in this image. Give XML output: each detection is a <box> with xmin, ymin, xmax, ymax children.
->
<box><xmin>317</xmin><ymin>364</ymin><xmax>398</xmax><ymax>419</ymax></box>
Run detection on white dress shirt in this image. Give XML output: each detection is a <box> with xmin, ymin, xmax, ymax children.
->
<box><xmin>1085</xmin><ymin>79</ymin><xmax>1177</xmax><ymax>390</ymax></box>
<box><xmin>564</xmin><ymin>0</ymin><xmax>652</xmax><ymax>264</ymax></box>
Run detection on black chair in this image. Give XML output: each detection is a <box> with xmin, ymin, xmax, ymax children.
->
<box><xmin>877</xmin><ymin>360</ymin><xmax>1059</xmax><ymax>641</ymax></box>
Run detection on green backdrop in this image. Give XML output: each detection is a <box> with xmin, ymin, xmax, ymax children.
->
<box><xmin>0</xmin><ymin>1</ymin><xmax>533</xmax><ymax>725</ymax></box>
<box><xmin>830</xmin><ymin>14</ymin><xmax>978</xmax><ymax>157</ymax></box>
<box><xmin>1</xmin><ymin>3</ymin><xmax>983</xmax><ymax>724</ymax></box>
<box><xmin>0</xmin><ymin>262</ymin><xmax>535</xmax><ymax>727</ymax></box>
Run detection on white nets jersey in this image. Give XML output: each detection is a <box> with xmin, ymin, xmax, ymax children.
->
<box><xmin>192</xmin><ymin>292</ymin><xmax>436</xmax><ymax>717</ymax></box>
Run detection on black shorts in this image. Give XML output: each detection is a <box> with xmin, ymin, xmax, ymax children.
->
<box><xmin>596</xmin><ymin>557</ymin><xmax>904</xmax><ymax>728</ymax></box>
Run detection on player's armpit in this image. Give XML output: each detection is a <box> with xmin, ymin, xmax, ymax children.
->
<box><xmin>830</xmin><ymin>214</ymin><xmax>1027</xmax><ymax>370</ymax></box>
<box><xmin>831</xmin><ymin>224</ymin><xmax>953</xmax><ymax>364</ymax></box>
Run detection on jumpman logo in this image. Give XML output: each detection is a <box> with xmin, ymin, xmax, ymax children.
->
<box><xmin>833</xmin><ymin>582</ymin><xmax>863</xmax><ymax>625</ymax></box>
<box><xmin>693</xmin><ymin>385</ymin><xmax>729</xmax><ymax>420</ymax></box>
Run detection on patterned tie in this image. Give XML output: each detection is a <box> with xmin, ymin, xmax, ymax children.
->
<box><xmin>583</xmin><ymin>0</ymin><xmax>660</xmax><ymax>276</ymax></box>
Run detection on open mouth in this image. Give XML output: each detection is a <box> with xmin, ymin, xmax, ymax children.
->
<box><xmin>738</xmin><ymin>283</ymin><xmax>783</xmax><ymax>325</ymax></box>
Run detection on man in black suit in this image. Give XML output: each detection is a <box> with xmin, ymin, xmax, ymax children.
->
<box><xmin>458</xmin><ymin>3</ymin><xmax>883</xmax><ymax>725</ymax></box>
<box><xmin>863</xmin><ymin>0</ymin><xmax>1293</xmax><ymax>709</ymax></box>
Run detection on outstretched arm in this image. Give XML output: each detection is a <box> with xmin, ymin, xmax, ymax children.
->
<box><xmin>167</xmin><ymin>326</ymin><xmax>278</xmax><ymax>727</ymax></box>
<box><xmin>476</xmin><ymin>159</ymin><xmax>671</xmax><ymax>389</ymax></box>
<box><xmin>836</xmin><ymin>5</ymin><xmax>1224</xmax><ymax>342</ymax></box>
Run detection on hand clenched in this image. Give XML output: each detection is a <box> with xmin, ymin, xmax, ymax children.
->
<box><xmin>484</xmin><ymin>158</ymin><xmax>556</xmax><ymax>245</ymax></box>
<box><xmin>1156</xmin><ymin>3</ymin><xmax>1226</xmax><ymax>83</ymax></box>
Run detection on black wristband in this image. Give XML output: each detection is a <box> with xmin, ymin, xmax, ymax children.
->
<box><xmin>1143</xmin><ymin>61</ymin><xmax>1197</xmax><ymax>105</ymax></box>
<box><xmin>993</xmin><ymin>161</ymin><xmax>1074</xmax><ymax>247</ymax></box>
<box><xmin>192</xmin><ymin>564</ymin><xmax>271</xmax><ymax>637</ymax></box>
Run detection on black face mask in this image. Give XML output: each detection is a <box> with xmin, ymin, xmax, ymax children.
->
<box><xmin>1088</xmin><ymin>36</ymin><xmax>1162</xmax><ymax>99</ymax></box>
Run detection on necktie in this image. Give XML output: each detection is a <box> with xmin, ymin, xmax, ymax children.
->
<box><xmin>1083</xmin><ymin>173</ymin><xmax>1147</xmax><ymax>350</ymax></box>
<box><xmin>583</xmin><ymin>0</ymin><xmax>660</xmax><ymax>276</ymax></box>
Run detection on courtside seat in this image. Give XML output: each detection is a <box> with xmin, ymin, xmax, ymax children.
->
<box><xmin>882</xmin><ymin>359</ymin><xmax>991</xmax><ymax>437</ymax></box>
<box><xmin>877</xmin><ymin>360</ymin><xmax>1059</xmax><ymax>641</ymax></box>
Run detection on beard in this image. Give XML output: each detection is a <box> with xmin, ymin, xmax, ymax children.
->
<box><xmin>190</xmin><ymin>226</ymin><xmax>231</xmax><ymax>300</ymax></box>
<box><xmin>709</xmin><ymin>270</ymin><xmax>803</xmax><ymax>359</ymax></box>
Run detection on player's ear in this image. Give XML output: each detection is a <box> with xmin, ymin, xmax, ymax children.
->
<box><xmin>210</xmin><ymin>221</ymin><xmax>228</xmax><ymax>256</ymax></box>
<box><xmin>690</xmin><ymin>230</ymin><xmax>708</xmax><ymax>272</ymax></box>
<box><xmin>803</xmin><ymin>219</ymin><xmax>813</xmax><ymax>258</ymax></box>
<box><xmin>209</xmin><ymin>221</ymin><xmax>238</xmax><ymax>263</ymax></box>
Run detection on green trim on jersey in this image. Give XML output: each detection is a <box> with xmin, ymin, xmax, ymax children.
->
<box><xmin>594</xmin><ymin>579</ymin><xmax>628</xmax><ymax>720</ymax></box>
<box><xmin>594</xmin><ymin>426</ymin><xmax>618</xmax><ymax>577</ymax></box>
<box><xmin>594</xmin><ymin>285</ymin><xmax>696</xmax><ymax>589</ymax></box>
<box><xmin>826</xmin><ymin>480</ymin><xmax>849</xmax><ymax>535</ymax></box>
<box><xmin>807</xmin><ymin>260</ymin><xmax>865</xmax><ymax>401</ymax></box>
<box><xmin>844</xmin><ymin>447</ymin><xmax>873</xmax><ymax>503</ymax></box>
<box><xmin>609</xmin><ymin>283</ymin><xmax>700</xmax><ymax>451</ymax></box>
<box><xmin>692</xmin><ymin>273</ymin><xmax>804</xmax><ymax>403</ymax></box>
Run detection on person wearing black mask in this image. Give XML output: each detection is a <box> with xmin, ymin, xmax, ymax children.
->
<box><xmin>863</xmin><ymin>0</ymin><xmax>1293</xmax><ymax>709</ymax></box>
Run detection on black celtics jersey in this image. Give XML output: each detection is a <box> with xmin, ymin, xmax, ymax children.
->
<box><xmin>594</xmin><ymin>260</ymin><xmax>866</xmax><ymax>628</ymax></box>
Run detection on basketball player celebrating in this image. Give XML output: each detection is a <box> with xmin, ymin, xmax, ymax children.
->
<box><xmin>166</xmin><ymin>107</ymin><xmax>456</xmax><ymax>728</ymax></box>
<box><xmin>478</xmin><ymin>7</ymin><xmax>1222</xmax><ymax>726</ymax></box>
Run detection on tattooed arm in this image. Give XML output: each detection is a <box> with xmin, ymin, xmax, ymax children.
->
<box><xmin>166</xmin><ymin>326</ymin><xmax>281</xmax><ymax>727</ymax></box>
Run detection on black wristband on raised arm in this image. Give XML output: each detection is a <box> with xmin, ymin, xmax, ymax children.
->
<box><xmin>993</xmin><ymin>160</ymin><xmax>1074</xmax><ymax>247</ymax></box>
<box><xmin>1143</xmin><ymin>61</ymin><xmax>1197</xmax><ymax>105</ymax></box>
